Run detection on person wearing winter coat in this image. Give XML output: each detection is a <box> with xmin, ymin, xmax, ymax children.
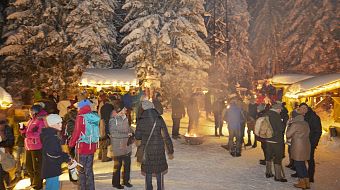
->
<box><xmin>224</xmin><ymin>100</ymin><xmax>243</xmax><ymax>157</ymax></box>
<box><xmin>68</xmin><ymin>100</ymin><xmax>97</xmax><ymax>190</ymax></box>
<box><xmin>171</xmin><ymin>94</ymin><xmax>185</xmax><ymax>139</ymax></box>
<box><xmin>299</xmin><ymin>103</ymin><xmax>322</xmax><ymax>183</ymax></box>
<box><xmin>264</xmin><ymin>103</ymin><xmax>287</xmax><ymax>182</ymax></box>
<box><xmin>20</xmin><ymin>104</ymin><xmax>47</xmax><ymax>190</ymax></box>
<box><xmin>0</xmin><ymin>116</ymin><xmax>15</xmax><ymax>190</ymax></box>
<box><xmin>187</xmin><ymin>94</ymin><xmax>199</xmax><ymax>134</ymax></box>
<box><xmin>286</xmin><ymin>114</ymin><xmax>311</xmax><ymax>189</ymax></box>
<box><xmin>109</xmin><ymin>103</ymin><xmax>134</xmax><ymax>189</ymax></box>
<box><xmin>135</xmin><ymin>100</ymin><xmax>174</xmax><ymax>190</ymax></box>
<box><xmin>152</xmin><ymin>92</ymin><xmax>163</xmax><ymax>115</ymax></box>
<box><xmin>98</xmin><ymin>98</ymin><xmax>114</xmax><ymax>162</ymax></box>
<box><xmin>41</xmin><ymin>114</ymin><xmax>72</xmax><ymax>190</ymax></box>
<box><xmin>246</xmin><ymin>98</ymin><xmax>258</xmax><ymax>147</ymax></box>
<box><xmin>212</xmin><ymin>98</ymin><xmax>225</xmax><ymax>137</ymax></box>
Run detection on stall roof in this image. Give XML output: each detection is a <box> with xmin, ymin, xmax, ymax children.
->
<box><xmin>0</xmin><ymin>86</ymin><xmax>13</xmax><ymax>109</ymax></box>
<box><xmin>285</xmin><ymin>73</ymin><xmax>340</xmax><ymax>98</ymax></box>
<box><xmin>79</xmin><ymin>68</ymin><xmax>138</xmax><ymax>87</ymax></box>
<box><xmin>271</xmin><ymin>74</ymin><xmax>315</xmax><ymax>85</ymax></box>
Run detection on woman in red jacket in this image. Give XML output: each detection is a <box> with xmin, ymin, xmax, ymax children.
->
<box><xmin>69</xmin><ymin>100</ymin><xmax>97</xmax><ymax>190</ymax></box>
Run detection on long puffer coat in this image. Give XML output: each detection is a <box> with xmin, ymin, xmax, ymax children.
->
<box><xmin>135</xmin><ymin>109</ymin><xmax>174</xmax><ymax>174</ymax></box>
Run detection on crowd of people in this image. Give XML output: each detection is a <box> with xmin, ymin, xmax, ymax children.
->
<box><xmin>0</xmin><ymin>85</ymin><xmax>323</xmax><ymax>190</ymax></box>
<box><xmin>0</xmin><ymin>87</ymin><xmax>174</xmax><ymax>190</ymax></box>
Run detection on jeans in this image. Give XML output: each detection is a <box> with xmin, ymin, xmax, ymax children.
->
<box><xmin>294</xmin><ymin>161</ymin><xmax>308</xmax><ymax>178</ymax></box>
<box><xmin>46</xmin><ymin>176</ymin><xmax>60</xmax><ymax>190</ymax></box>
<box><xmin>26</xmin><ymin>149</ymin><xmax>43</xmax><ymax>189</ymax></box>
<box><xmin>172</xmin><ymin>118</ymin><xmax>181</xmax><ymax>136</ymax></box>
<box><xmin>112</xmin><ymin>153</ymin><xmax>131</xmax><ymax>186</ymax></box>
<box><xmin>228</xmin><ymin>128</ymin><xmax>242</xmax><ymax>154</ymax></box>
<box><xmin>145</xmin><ymin>173</ymin><xmax>164</xmax><ymax>190</ymax></box>
<box><xmin>78</xmin><ymin>154</ymin><xmax>95</xmax><ymax>190</ymax></box>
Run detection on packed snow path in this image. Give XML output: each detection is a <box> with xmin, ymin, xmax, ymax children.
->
<box><xmin>14</xmin><ymin>112</ymin><xmax>340</xmax><ymax>190</ymax></box>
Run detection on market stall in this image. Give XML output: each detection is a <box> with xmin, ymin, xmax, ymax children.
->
<box><xmin>79</xmin><ymin>68</ymin><xmax>139</xmax><ymax>92</ymax></box>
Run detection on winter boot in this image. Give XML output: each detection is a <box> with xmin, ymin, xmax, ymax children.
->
<box><xmin>219</xmin><ymin>127</ymin><xmax>224</xmax><ymax>136</ymax></box>
<box><xmin>245</xmin><ymin>133</ymin><xmax>252</xmax><ymax>146</ymax></box>
<box><xmin>304</xmin><ymin>178</ymin><xmax>310</xmax><ymax>189</ymax></box>
<box><xmin>265</xmin><ymin>161</ymin><xmax>274</xmax><ymax>178</ymax></box>
<box><xmin>274</xmin><ymin>164</ymin><xmax>287</xmax><ymax>182</ymax></box>
<box><xmin>294</xmin><ymin>178</ymin><xmax>306</xmax><ymax>189</ymax></box>
<box><xmin>215</xmin><ymin>128</ymin><xmax>218</xmax><ymax>137</ymax></box>
<box><xmin>252</xmin><ymin>140</ymin><xmax>257</xmax><ymax>148</ymax></box>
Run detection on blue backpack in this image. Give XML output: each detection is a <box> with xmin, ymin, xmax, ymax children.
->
<box><xmin>78</xmin><ymin>112</ymin><xmax>100</xmax><ymax>146</ymax></box>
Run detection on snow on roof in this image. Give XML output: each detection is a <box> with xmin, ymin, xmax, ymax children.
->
<box><xmin>271</xmin><ymin>74</ymin><xmax>315</xmax><ymax>85</ymax></box>
<box><xmin>0</xmin><ymin>87</ymin><xmax>13</xmax><ymax>109</ymax></box>
<box><xmin>79</xmin><ymin>68</ymin><xmax>138</xmax><ymax>87</ymax></box>
<box><xmin>286</xmin><ymin>73</ymin><xmax>340</xmax><ymax>98</ymax></box>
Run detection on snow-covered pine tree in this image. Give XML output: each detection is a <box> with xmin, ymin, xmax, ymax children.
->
<box><xmin>227</xmin><ymin>0</ymin><xmax>253</xmax><ymax>89</ymax></box>
<box><xmin>121</xmin><ymin>0</ymin><xmax>211</xmax><ymax>96</ymax></box>
<box><xmin>65</xmin><ymin>0</ymin><xmax>119</xmax><ymax>69</ymax></box>
<box><xmin>280</xmin><ymin>0</ymin><xmax>340</xmax><ymax>73</ymax></box>
<box><xmin>248</xmin><ymin>0</ymin><xmax>285</xmax><ymax>78</ymax></box>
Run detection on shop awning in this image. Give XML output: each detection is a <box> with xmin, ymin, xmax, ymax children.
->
<box><xmin>271</xmin><ymin>74</ymin><xmax>315</xmax><ymax>85</ymax></box>
<box><xmin>285</xmin><ymin>73</ymin><xmax>340</xmax><ymax>98</ymax></box>
<box><xmin>79</xmin><ymin>68</ymin><xmax>138</xmax><ymax>88</ymax></box>
<box><xmin>0</xmin><ymin>87</ymin><xmax>13</xmax><ymax>109</ymax></box>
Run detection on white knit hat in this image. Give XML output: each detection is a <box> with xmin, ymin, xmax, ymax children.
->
<box><xmin>46</xmin><ymin>114</ymin><xmax>62</xmax><ymax>126</ymax></box>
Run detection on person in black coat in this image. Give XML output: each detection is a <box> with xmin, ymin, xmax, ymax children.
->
<box><xmin>41</xmin><ymin>114</ymin><xmax>71</xmax><ymax>190</ymax></box>
<box><xmin>299</xmin><ymin>103</ymin><xmax>322</xmax><ymax>183</ymax></box>
<box><xmin>265</xmin><ymin>104</ymin><xmax>287</xmax><ymax>182</ymax></box>
<box><xmin>0</xmin><ymin>118</ymin><xmax>15</xmax><ymax>189</ymax></box>
<box><xmin>171</xmin><ymin>94</ymin><xmax>185</xmax><ymax>139</ymax></box>
<box><xmin>135</xmin><ymin>100</ymin><xmax>174</xmax><ymax>190</ymax></box>
<box><xmin>98</xmin><ymin>98</ymin><xmax>114</xmax><ymax>162</ymax></box>
<box><xmin>212</xmin><ymin>98</ymin><xmax>225</xmax><ymax>136</ymax></box>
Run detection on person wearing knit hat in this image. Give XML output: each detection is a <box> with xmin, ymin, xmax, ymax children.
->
<box><xmin>46</xmin><ymin>114</ymin><xmax>63</xmax><ymax>131</ymax></box>
<box><xmin>41</xmin><ymin>114</ymin><xmax>72</xmax><ymax>190</ymax></box>
<box><xmin>77</xmin><ymin>99</ymin><xmax>92</xmax><ymax>109</ymax></box>
<box><xmin>141</xmin><ymin>100</ymin><xmax>154</xmax><ymax>110</ymax></box>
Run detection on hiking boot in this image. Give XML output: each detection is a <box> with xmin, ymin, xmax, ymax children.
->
<box><xmin>112</xmin><ymin>184</ymin><xmax>124</xmax><ymax>189</ymax></box>
<box><xmin>304</xmin><ymin>178</ymin><xmax>311</xmax><ymax>189</ymax></box>
<box><xmin>294</xmin><ymin>178</ymin><xmax>306</xmax><ymax>189</ymax></box>
<box><xmin>235</xmin><ymin>153</ymin><xmax>241</xmax><ymax>157</ymax></box>
<box><xmin>124</xmin><ymin>182</ymin><xmax>133</xmax><ymax>188</ymax></box>
<box><xmin>274</xmin><ymin>164</ymin><xmax>287</xmax><ymax>182</ymax></box>
<box><xmin>259</xmin><ymin>160</ymin><xmax>266</xmax><ymax>165</ymax></box>
<box><xmin>291</xmin><ymin>172</ymin><xmax>298</xmax><ymax>178</ymax></box>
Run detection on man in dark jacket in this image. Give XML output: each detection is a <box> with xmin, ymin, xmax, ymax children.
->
<box><xmin>0</xmin><ymin>117</ymin><xmax>15</xmax><ymax>189</ymax></box>
<box><xmin>171</xmin><ymin>94</ymin><xmax>185</xmax><ymax>139</ymax></box>
<box><xmin>299</xmin><ymin>103</ymin><xmax>322</xmax><ymax>183</ymax></box>
<box><xmin>265</xmin><ymin>103</ymin><xmax>287</xmax><ymax>182</ymax></box>
<box><xmin>135</xmin><ymin>100</ymin><xmax>174</xmax><ymax>190</ymax></box>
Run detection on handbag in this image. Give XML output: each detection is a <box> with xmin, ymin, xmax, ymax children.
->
<box><xmin>127</xmin><ymin>133</ymin><xmax>135</xmax><ymax>146</ymax></box>
<box><xmin>0</xmin><ymin>151</ymin><xmax>16</xmax><ymax>172</ymax></box>
<box><xmin>136</xmin><ymin>119</ymin><xmax>157</xmax><ymax>163</ymax></box>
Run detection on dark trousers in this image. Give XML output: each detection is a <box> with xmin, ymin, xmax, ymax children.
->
<box><xmin>78</xmin><ymin>154</ymin><xmax>95</xmax><ymax>190</ymax></box>
<box><xmin>146</xmin><ymin>173</ymin><xmax>164</xmax><ymax>190</ymax></box>
<box><xmin>261</xmin><ymin>141</ymin><xmax>267</xmax><ymax>159</ymax></box>
<box><xmin>240</xmin><ymin>122</ymin><xmax>246</xmax><ymax>142</ymax></box>
<box><xmin>26</xmin><ymin>149</ymin><xmax>42</xmax><ymax>189</ymax></box>
<box><xmin>308</xmin><ymin>146</ymin><xmax>316</xmax><ymax>180</ymax></box>
<box><xmin>172</xmin><ymin>117</ymin><xmax>181</xmax><ymax>136</ymax></box>
<box><xmin>295</xmin><ymin>161</ymin><xmax>308</xmax><ymax>178</ymax></box>
<box><xmin>213</xmin><ymin>113</ymin><xmax>223</xmax><ymax>131</ymax></box>
<box><xmin>112</xmin><ymin>153</ymin><xmax>131</xmax><ymax>186</ymax></box>
<box><xmin>0</xmin><ymin>164</ymin><xmax>10</xmax><ymax>190</ymax></box>
<box><xmin>228</xmin><ymin>128</ymin><xmax>242</xmax><ymax>154</ymax></box>
<box><xmin>265</xmin><ymin>143</ymin><xmax>283</xmax><ymax>164</ymax></box>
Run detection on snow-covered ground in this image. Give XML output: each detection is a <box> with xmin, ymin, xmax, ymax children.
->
<box><xmin>14</xmin><ymin>111</ymin><xmax>340</xmax><ymax>190</ymax></box>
